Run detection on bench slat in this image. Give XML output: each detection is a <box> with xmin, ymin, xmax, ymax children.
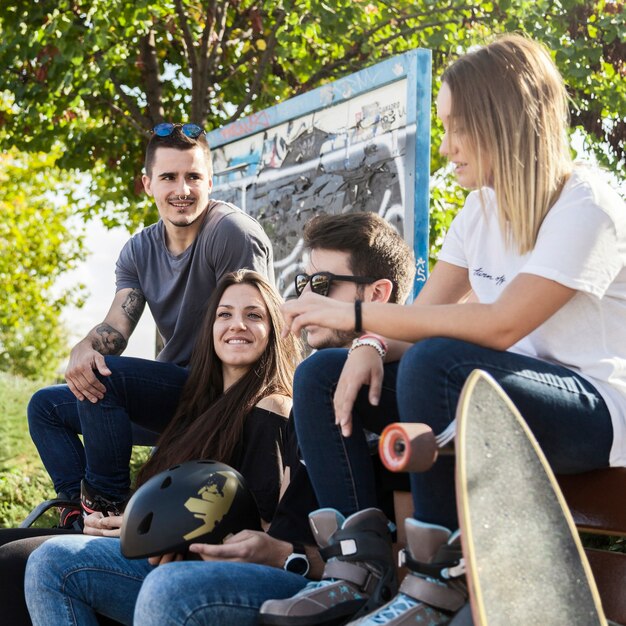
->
<box><xmin>558</xmin><ymin>468</ymin><xmax>626</xmax><ymax>537</ymax></box>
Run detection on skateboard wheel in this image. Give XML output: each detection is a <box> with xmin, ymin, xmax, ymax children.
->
<box><xmin>379</xmin><ymin>423</ymin><xmax>438</xmax><ymax>473</ymax></box>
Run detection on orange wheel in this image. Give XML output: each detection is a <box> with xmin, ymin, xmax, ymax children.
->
<box><xmin>379</xmin><ymin>423</ymin><xmax>438</xmax><ymax>472</ymax></box>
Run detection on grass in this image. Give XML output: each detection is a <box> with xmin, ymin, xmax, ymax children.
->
<box><xmin>0</xmin><ymin>372</ymin><xmax>149</xmax><ymax>528</ymax></box>
<box><xmin>0</xmin><ymin>372</ymin><xmax>53</xmax><ymax>527</ymax></box>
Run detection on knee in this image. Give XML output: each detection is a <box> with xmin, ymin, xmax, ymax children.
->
<box><xmin>399</xmin><ymin>337</ymin><xmax>477</xmax><ymax>380</ymax></box>
<box><xmin>293</xmin><ymin>348</ymin><xmax>347</xmax><ymax>395</ymax></box>
<box><xmin>134</xmin><ymin>567</ymin><xmax>181</xmax><ymax>625</ymax></box>
<box><xmin>97</xmin><ymin>356</ymin><xmax>126</xmax><ymax>393</ymax></box>
<box><xmin>25</xmin><ymin>541</ymin><xmax>63</xmax><ymax>595</ymax></box>
<box><xmin>134</xmin><ymin>567</ymin><xmax>168</xmax><ymax>624</ymax></box>
<box><xmin>27</xmin><ymin>387</ymin><xmax>55</xmax><ymax>425</ymax></box>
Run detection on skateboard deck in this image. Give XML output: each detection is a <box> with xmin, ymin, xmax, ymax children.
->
<box><xmin>456</xmin><ymin>369</ymin><xmax>607</xmax><ymax>626</ymax></box>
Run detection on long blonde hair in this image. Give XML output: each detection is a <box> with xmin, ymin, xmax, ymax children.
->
<box><xmin>443</xmin><ymin>34</ymin><xmax>573</xmax><ymax>254</ymax></box>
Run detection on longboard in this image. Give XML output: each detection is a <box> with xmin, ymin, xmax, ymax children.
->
<box><xmin>455</xmin><ymin>369</ymin><xmax>607</xmax><ymax>626</ymax></box>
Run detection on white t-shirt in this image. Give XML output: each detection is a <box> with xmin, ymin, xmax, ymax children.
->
<box><xmin>439</xmin><ymin>167</ymin><xmax>626</xmax><ymax>467</ymax></box>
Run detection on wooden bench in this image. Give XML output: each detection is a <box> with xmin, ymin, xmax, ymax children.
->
<box><xmin>392</xmin><ymin>467</ymin><xmax>626</xmax><ymax>624</ymax></box>
<box><xmin>557</xmin><ymin>468</ymin><xmax>626</xmax><ymax>625</ymax></box>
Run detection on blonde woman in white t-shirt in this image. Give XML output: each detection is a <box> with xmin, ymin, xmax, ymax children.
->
<box><xmin>266</xmin><ymin>34</ymin><xmax>626</xmax><ymax>625</ymax></box>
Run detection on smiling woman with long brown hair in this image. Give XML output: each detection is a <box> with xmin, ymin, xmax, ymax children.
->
<box><xmin>135</xmin><ymin>269</ymin><xmax>301</xmax><ymax>523</ymax></box>
<box><xmin>2</xmin><ymin>269</ymin><xmax>302</xmax><ymax>626</ymax></box>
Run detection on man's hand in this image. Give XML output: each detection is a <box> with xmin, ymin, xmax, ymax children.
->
<box><xmin>333</xmin><ymin>347</ymin><xmax>384</xmax><ymax>437</ymax></box>
<box><xmin>188</xmin><ymin>530</ymin><xmax>292</xmax><ymax>569</ymax></box>
<box><xmin>281</xmin><ymin>293</ymin><xmax>353</xmax><ymax>338</ymax></box>
<box><xmin>65</xmin><ymin>338</ymin><xmax>112</xmax><ymax>402</ymax></box>
<box><xmin>83</xmin><ymin>512</ymin><xmax>123</xmax><ymax>537</ymax></box>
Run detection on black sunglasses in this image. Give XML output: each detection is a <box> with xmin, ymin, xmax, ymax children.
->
<box><xmin>152</xmin><ymin>123</ymin><xmax>205</xmax><ymax>139</ymax></box>
<box><xmin>295</xmin><ymin>272</ymin><xmax>378</xmax><ymax>297</ymax></box>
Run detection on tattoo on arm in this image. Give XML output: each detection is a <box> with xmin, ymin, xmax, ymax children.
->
<box><xmin>121</xmin><ymin>289</ymin><xmax>146</xmax><ymax>328</ymax></box>
<box><xmin>92</xmin><ymin>324</ymin><xmax>127</xmax><ymax>355</ymax></box>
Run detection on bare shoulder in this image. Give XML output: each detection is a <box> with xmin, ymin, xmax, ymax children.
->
<box><xmin>255</xmin><ymin>394</ymin><xmax>292</xmax><ymax>417</ymax></box>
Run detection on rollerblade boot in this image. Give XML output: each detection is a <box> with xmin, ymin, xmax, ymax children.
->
<box><xmin>260</xmin><ymin>507</ymin><xmax>398</xmax><ymax>625</ymax></box>
<box><xmin>346</xmin><ymin>518</ymin><xmax>467</xmax><ymax>625</ymax></box>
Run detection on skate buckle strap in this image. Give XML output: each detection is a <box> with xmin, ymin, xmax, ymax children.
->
<box><xmin>320</xmin><ymin>533</ymin><xmax>390</xmax><ymax>563</ymax></box>
<box><xmin>400</xmin><ymin>572</ymin><xmax>467</xmax><ymax>612</ymax></box>
<box><xmin>398</xmin><ymin>549</ymin><xmax>465</xmax><ymax>582</ymax></box>
<box><xmin>323</xmin><ymin>560</ymin><xmax>378</xmax><ymax>594</ymax></box>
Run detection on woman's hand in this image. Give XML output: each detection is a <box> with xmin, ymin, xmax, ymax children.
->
<box><xmin>333</xmin><ymin>346</ymin><xmax>384</xmax><ymax>437</ymax></box>
<box><xmin>148</xmin><ymin>552</ymin><xmax>185</xmax><ymax>567</ymax></box>
<box><xmin>188</xmin><ymin>529</ymin><xmax>290</xmax><ymax>569</ymax></box>
<box><xmin>281</xmin><ymin>293</ymin><xmax>354</xmax><ymax>338</ymax></box>
<box><xmin>83</xmin><ymin>512</ymin><xmax>124</xmax><ymax>537</ymax></box>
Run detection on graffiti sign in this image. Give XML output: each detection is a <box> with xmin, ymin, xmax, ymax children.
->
<box><xmin>207</xmin><ymin>49</ymin><xmax>432</xmax><ymax>299</ymax></box>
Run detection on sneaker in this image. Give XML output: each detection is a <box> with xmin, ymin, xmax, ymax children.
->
<box><xmin>55</xmin><ymin>492</ymin><xmax>83</xmax><ymax>530</ymax></box>
<box><xmin>80</xmin><ymin>480</ymin><xmax>130</xmax><ymax>517</ymax></box>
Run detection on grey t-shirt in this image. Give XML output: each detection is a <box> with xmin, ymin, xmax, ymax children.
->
<box><xmin>115</xmin><ymin>200</ymin><xmax>274</xmax><ymax>366</ymax></box>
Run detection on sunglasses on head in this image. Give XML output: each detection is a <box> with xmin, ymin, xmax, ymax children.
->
<box><xmin>152</xmin><ymin>123</ymin><xmax>205</xmax><ymax>139</ymax></box>
<box><xmin>295</xmin><ymin>272</ymin><xmax>378</xmax><ymax>297</ymax></box>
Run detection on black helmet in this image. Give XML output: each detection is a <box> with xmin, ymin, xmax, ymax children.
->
<box><xmin>120</xmin><ymin>460</ymin><xmax>261</xmax><ymax>559</ymax></box>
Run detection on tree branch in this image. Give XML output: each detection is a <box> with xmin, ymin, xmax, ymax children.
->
<box><xmin>296</xmin><ymin>9</ymin><xmax>475</xmax><ymax>93</ymax></box>
<box><xmin>139</xmin><ymin>30</ymin><xmax>165</xmax><ymax>126</ymax></box>
<box><xmin>173</xmin><ymin>0</ymin><xmax>199</xmax><ymax>75</ymax></box>
<box><xmin>197</xmin><ymin>0</ymin><xmax>231</xmax><ymax>123</ymax></box>
<box><xmin>103</xmin><ymin>99</ymin><xmax>147</xmax><ymax>134</ymax></box>
<box><xmin>224</xmin><ymin>9</ymin><xmax>286</xmax><ymax>123</ymax></box>
<box><xmin>109</xmin><ymin>72</ymin><xmax>153</xmax><ymax>130</ymax></box>
<box><xmin>213</xmin><ymin>47</ymin><xmax>258</xmax><ymax>84</ymax></box>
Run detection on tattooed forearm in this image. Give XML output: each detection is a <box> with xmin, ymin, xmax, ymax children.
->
<box><xmin>121</xmin><ymin>289</ymin><xmax>146</xmax><ymax>328</ymax></box>
<box><xmin>92</xmin><ymin>324</ymin><xmax>128</xmax><ymax>355</ymax></box>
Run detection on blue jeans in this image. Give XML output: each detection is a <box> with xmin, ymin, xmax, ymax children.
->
<box><xmin>25</xmin><ymin>536</ymin><xmax>308</xmax><ymax>626</ymax></box>
<box><xmin>293</xmin><ymin>348</ymin><xmax>400</xmax><ymax>514</ymax></box>
<box><xmin>293</xmin><ymin>339</ymin><xmax>613</xmax><ymax>529</ymax></box>
<box><xmin>28</xmin><ymin>356</ymin><xmax>188</xmax><ymax>500</ymax></box>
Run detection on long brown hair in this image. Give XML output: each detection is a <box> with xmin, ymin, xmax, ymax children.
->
<box><xmin>136</xmin><ymin>270</ymin><xmax>301</xmax><ymax>487</ymax></box>
<box><xmin>442</xmin><ymin>34</ymin><xmax>572</xmax><ymax>254</ymax></box>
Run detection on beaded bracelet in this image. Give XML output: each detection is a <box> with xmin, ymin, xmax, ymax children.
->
<box><xmin>348</xmin><ymin>336</ymin><xmax>387</xmax><ymax>359</ymax></box>
<box><xmin>359</xmin><ymin>333</ymin><xmax>388</xmax><ymax>353</ymax></box>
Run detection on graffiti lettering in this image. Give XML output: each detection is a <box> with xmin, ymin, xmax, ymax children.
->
<box><xmin>219</xmin><ymin>112</ymin><xmax>272</xmax><ymax>141</ymax></box>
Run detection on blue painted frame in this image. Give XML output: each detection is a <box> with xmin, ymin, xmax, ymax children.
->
<box><xmin>207</xmin><ymin>48</ymin><xmax>432</xmax><ymax>296</ymax></box>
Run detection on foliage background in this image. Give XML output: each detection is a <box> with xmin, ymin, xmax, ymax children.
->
<box><xmin>0</xmin><ymin>149</ymin><xmax>85</xmax><ymax>379</ymax></box>
<box><xmin>0</xmin><ymin>0</ymin><xmax>624</xmax><ymax>375</ymax></box>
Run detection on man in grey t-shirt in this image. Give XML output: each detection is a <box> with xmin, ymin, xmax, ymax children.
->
<box><xmin>27</xmin><ymin>124</ymin><xmax>274</xmax><ymax>525</ymax></box>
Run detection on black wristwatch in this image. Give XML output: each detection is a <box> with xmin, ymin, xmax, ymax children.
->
<box><xmin>283</xmin><ymin>541</ymin><xmax>310</xmax><ymax>577</ymax></box>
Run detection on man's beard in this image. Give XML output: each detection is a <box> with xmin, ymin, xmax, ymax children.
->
<box><xmin>307</xmin><ymin>328</ymin><xmax>358</xmax><ymax>350</ymax></box>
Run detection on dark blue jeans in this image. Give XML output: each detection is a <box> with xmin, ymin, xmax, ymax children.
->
<box><xmin>28</xmin><ymin>356</ymin><xmax>189</xmax><ymax>500</ymax></box>
<box><xmin>293</xmin><ymin>339</ymin><xmax>613</xmax><ymax>530</ymax></box>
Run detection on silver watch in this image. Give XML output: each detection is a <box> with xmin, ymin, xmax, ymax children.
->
<box><xmin>283</xmin><ymin>542</ymin><xmax>310</xmax><ymax>576</ymax></box>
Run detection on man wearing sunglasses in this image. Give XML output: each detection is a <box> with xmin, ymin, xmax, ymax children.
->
<box><xmin>27</xmin><ymin>122</ymin><xmax>274</xmax><ymax>525</ymax></box>
<box><xmin>293</xmin><ymin>214</ymin><xmax>413</xmax><ymax>352</ymax></box>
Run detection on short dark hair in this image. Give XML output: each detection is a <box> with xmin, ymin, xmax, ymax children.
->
<box><xmin>303</xmin><ymin>211</ymin><xmax>415</xmax><ymax>304</ymax></box>
<box><xmin>144</xmin><ymin>127</ymin><xmax>213</xmax><ymax>178</ymax></box>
